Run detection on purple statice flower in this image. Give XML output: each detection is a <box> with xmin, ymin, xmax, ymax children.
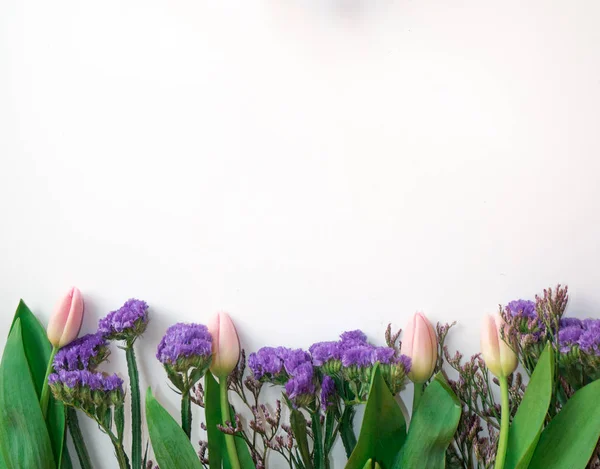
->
<box><xmin>342</xmin><ymin>345</ymin><xmax>374</xmax><ymax>367</ymax></box>
<box><xmin>101</xmin><ymin>374</ymin><xmax>124</xmax><ymax>392</ymax></box>
<box><xmin>248</xmin><ymin>347</ymin><xmax>286</xmax><ymax>380</ymax></box>
<box><xmin>309</xmin><ymin>341</ymin><xmax>341</xmax><ymax>366</ymax></box>
<box><xmin>53</xmin><ymin>333</ymin><xmax>109</xmax><ymax>372</ymax></box>
<box><xmin>558</xmin><ymin>326</ymin><xmax>584</xmax><ymax>353</ymax></box>
<box><xmin>320</xmin><ymin>375</ymin><xmax>337</xmax><ymax>411</ymax></box>
<box><xmin>371</xmin><ymin>346</ymin><xmax>397</xmax><ymax>365</ymax></box>
<box><xmin>49</xmin><ymin>369</ymin><xmax>124</xmax><ymax>394</ymax></box>
<box><xmin>281</xmin><ymin>348</ymin><xmax>312</xmax><ymax>375</ymax></box>
<box><xmin>98</xmin><ymin>299</ymin><xmax>149</xmax><ymax>342</ymax></box>
<box><xmin>156</xmin><ymin>323</ymin><xmax>212</xmax><ymax>371</ymax></box>
<box><xmin>285</xmin><ymin>362</ymin><xmax>315</xmax><ymax>406</ymax></box>
<box><xmin>397</xmin><ymin>354</ymin><xmax>412</xmax><ymax>374</ymax></box>
<box><xmin>339</xmin><ymin>330</ymin><xmax>368</xmax><ymax>350</ymax></box>
<box><xmin>507</xmin><ymin>300</ymin><xmax>537</xmax><ymax>319</ymax></box>
<box><xmin>579</xmin><ymin>321</ymin><xmax>600</xmax><ymax>356</ymax></box>
<box><xmin>560</xmin><ymin>317</ymin><xmax>583</xmax><ymax>328</ymax></box>
<box><xmin>583</xmin><ymin>319</ymin><xmax>600</xmax><ymax>330</ymax></box>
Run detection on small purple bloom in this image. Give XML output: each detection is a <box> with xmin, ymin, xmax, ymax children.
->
<box><xmin>281</xmin><ymin>349</ymin><xmax>312</xmax><ymax>375</ymax></box>
<box><xmin>339</xmin><ymin>330</ymin><xmax>368</xmax><ymax>346</ymax></box>
<box><xmin>371</xmin><ymin>346</ymin><xmax>397</xmax><ymax>365</ymax></box>
<box><xmin>248</xmin><ymin>347</ymin><xmax>286</xmax><ymax>379</ymax></box>
<box><xmin>309</xmin><ymin>341</ymin><xmax>341</xmax><ymax>366</ymax></box>
<box><xmin>53</xmin><ymin>333</ymin><xmax>108</xmax><ymax>372</ymax></box>
<box><xmin>342</xmin><ymin>345</ymin><xmax>374</xmax><ymax>367</ymax></box>
<box><xmin>560</xmin><ymin>318</ymin><xmax>583</xmax><ymax>328</ymax></box>
<box><xmin>579</xmin><ymin>326</ymin><xmax>600</xmax><ymax>356</ymax></box>
<box><xmin>102</xmin><ymin>374</ymin><xmax>124</xmax><ymax>392</ymax></box>
<box><xmin>507</xmin><ymin>300</ymin><xmax>537</xmax><ymax>319</ymax></box>
<box><xmin>285</xmin><ymin>362</ymin><xmax>315</xmax><ymax>404</ymax></box>
<box><xmin>156</xmin><ymin>323</ymin><xmax>212</xmax><ymax>366</ymax></box>
<box><xmin>98</xmin><ymin>299</ymin><xmax>149</xmax><ymax>341</ymax></box>
<box><xmin>320</xmin><ymin>375</ymin><xmax>336</xmax><ymax>411</ymax></box>
<box><xmin>397</xmin><ymin>354</ymin><xmax>412</xmax><ymax>374</ymax></box>
<box><xmin>558</xmin><ymin>326</ymin><xmax>583</xmax><ymax>353</ymax></box>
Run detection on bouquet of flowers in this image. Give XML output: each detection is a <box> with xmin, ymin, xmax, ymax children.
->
<box><xmin>0</xmin><ymin>284</ymin><xmax>599</xmax><ymax>469</ymax></box>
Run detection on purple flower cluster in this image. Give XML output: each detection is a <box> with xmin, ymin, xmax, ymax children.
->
<box><xmin>98</xmin><ymin>299</ymin><xmax>149</xmax><ymax>341</ymax></box>
<box><xmin>53</xmin><ymin>333</ymin><xmax>109</xmax><ymax>372</ymax></box>
<box><xmin>507</xmin><ymin>300</ymin><xmax>537</xmax><ymax>319</ymax></box>
<box><xmin>559</xmin><ymin>318</ymin><xmax>600</xmax><ymax>355</ymax></box>
<box><xmin>248</xmin><ymin>347</ymin><xmax>311</xmax><ymax>381</ymax></box>
<box><xmin>249</xmin><ymin>346</ymin><xmax>315</xmax><ymax>406</ymax></box>
<box><xmin>320</xmin><ymin>375</ymin><xmax>336</xmax><ymax>411</ymax></box>
<box><xmin>156</xmin><ymin>323</ymin><xmax>212</xmax><ymax>367</ymax></box>
<box><xmin>49</xmin><ymin>369</ymin><xmax>124</xmax><ymax>393</ymax></box>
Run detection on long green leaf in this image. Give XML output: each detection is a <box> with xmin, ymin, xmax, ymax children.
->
<box><xmin>205</xmin><ymin>372</ymin><xmax>225</xmax><ymax>469</ymax></box>
<box><xmin>145</xmin><ymin>388</ymin><xmax>203</xmax><ymax>469</ymax></box>
<box><xmin>395</xmin><ymin>373</ymin><xmax>461</xmax><ymax>469</ymax></box>
<box><xmin>505</xmin><ymin>343</ymin><xmax>554</xmax><ymax>469</ymax></box>
<box><xmin>0</xmin><ymin>319</ymin><xmax>56</xmax><ymax>469</ymax></box>
<box><xmin>290</xmin><ymin>409</ymin><xmax>313</xmax><ymax>469</ymax></box>
<box><xmin>9</xmin><ymin>300</ymin><xmax>68</xmax><ymax>467</ymax></box>
<box><xmin>528</xmin><ymin>378</ymin><xmax>600</xmax><ymax>469</ymax></box>
<box><xmin>346</xmin><ymin>365</ymin><xmax>407</xmax><ymax>469</ymax></box>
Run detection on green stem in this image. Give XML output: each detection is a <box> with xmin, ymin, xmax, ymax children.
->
<box><xmin>339</xmin><ymin>405</ymin><xmax>357</xmax><ymax>458</ymax></box>
<box><xmin>40</xmin><ymin>345</ymin><xmax>59</xmax><ymax>418</ymax></box>
<box><xmin>126</xmin><ymin>345</ymin><xmax>142</xmax><ymax>469</ymax></box>
<box><xmin>494</xmin><ymin>376</ymin><xmax>510</xmax><ymax>469</ymax></box>
<box><xmin>220</xmin><ymin>377</ymin><xmax>241</xmax><ymax>469</ymax></box>
<box><xmin>112</xmin><ymin>439</ymin><xmax>131</xmax><ymax>469</ymax></box>
<box><xmin>181</xmin><ymin>391</ymin><xmax>192</xmax><ymax>439</ymax></box>
<box><xmin>412</xmin><ymin>382</ymin><xmax>424</xmax><ymax>416</ymax></box>
<box><xmin>67</xmin><ymin>407</ymin><xmax>94</xmax><ymax>469</ymax></box>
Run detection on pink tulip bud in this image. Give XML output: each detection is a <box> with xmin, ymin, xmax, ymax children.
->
<box><xmin>481</xmin><ymin>313</ymin><xmax>518</xmax><ymax>378</ymax></box>
<box><xmin>207</xmin><ymin>311</ymin><xmax>240</xmax><ymax>378</ymax></box>
<box><xmin>47</xmin><ymin>287</ymin><xmax>84</xmax><ymax>347</ymax></box>
<box><xmin>403</xmin><ymin>312</ymin><xmax>438</xmax><ymax>383</ymax></box>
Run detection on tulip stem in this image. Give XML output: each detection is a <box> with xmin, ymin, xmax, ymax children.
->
<box><xmin>412</xmin><ymin>382</ymin><xmax>424</xmax><ymax>416</ymax></box>
<box><xmin>126</xmin><ymin>345</ymin><xmax>142</xmax><ymax>469</ymax></box>
<box><xmin>220</xmin><ymin>377</ymin><xmax>241</xmax><ymax>469</ymax></box>
<box><xmin>181</xmin><ymin>391</ymin><xmax>192</xmax><ymax>439</ymax></box>
<box><xmin>40</xmin><ymin>345</ymin><xmax>59</xmax><ymax>419</ymax></box>
<box><xmin>494</xmin><ymin>376</ymin><xmax>510</xmax><ymax>469</ymax></box>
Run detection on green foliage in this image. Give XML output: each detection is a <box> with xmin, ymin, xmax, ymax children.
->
<box><xmin>8</xmin><ymin>300</ymin><xmax>68</xmax><ymax>467</ymax></box>
<box><xmin>145</xmin><ymin>388</ymin><xmax>203</xmax><ymax>469</ymax></box>
<box><xmin>0</xmin><ymin>319</ymin><xmax>56</xmax><ymax>469</ymax></box>
<box><xmin>206</xmin><ymin>372</ymin><xmax>225</xmax><ymax>469</ymax></box>
<box><xmin>505</xmin><ymin>343</ymin><xmax>554</xmax><ymax>469</ymax></box>
<box><xmin>528</xmin><ymin>378</ymin><xmax>600</xmax><ymax>469</ymax></box>
<box><xmin>395</xmin><ymin>373</ymin><xmax>461</xmax><ymax>469</ymax></box>
<box><xmin>346</xmin><ymin>365</ymin><xmax>407</xmax><ymax>469</ymax></box>
<box><xmin>290</xmin><ymin>408</ymin><xmax>314</xmax><ymax>469</ymax></box>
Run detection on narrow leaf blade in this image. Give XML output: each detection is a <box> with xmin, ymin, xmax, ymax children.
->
<box><xmin>290</xmin><ymin>409</ymin><xmax>314</xmax><ymax>469</ymax></box>
<box><xmin>346</xmin><ymin>365</ymin><xmax>407</xmax><ymax>469</ymax></box>
<box><xmin>505</xmin><ymin>343</ymin><xmax>554</xmax><ymax>469</ymax></box>
<box><xmin>528</xmin><ymin>378</ymin><xmax>600</xmax><ymax>469</ymax></box>
<box><xmin>0</xmin><ymin>319</ymin><xmax>56</xmax><ymax>469</ymax></box>
<box><xmin>145</xmin><ymin>388</ymin><xmax>203</xmax><ymax>469</ymax></box>
<box><xmin>205</xmin><ymin>372</ymin><xmax>225</xmax><ymax>469</ymax></box>
<box><xmin>397</xmin><ymin>373</ymin><xmax>461</xmax><ymax>469</ymax></box>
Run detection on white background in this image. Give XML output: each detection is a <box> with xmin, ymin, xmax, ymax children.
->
<box><xmin>1</xmin><ymin>0</ymin><xmax>600</xmax><ymax>467</ymax></box>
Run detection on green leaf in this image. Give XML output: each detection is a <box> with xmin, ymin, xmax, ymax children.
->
<box><xmin>290</xmin><ymin>409</ymin><xmax>314</xmax><ymax>469</ymax></box>
<box><xmin>395</xmin><ymin>373</ymin><xmax>461</xmax><ymax>469</ymax></box>
<box><xmin>205</xmin><ymin>372</ymin><xmax>224</xmax><ymax>469</ymax></box>
<box><xmin>8</xmin><ymin>300</ymin><xmax>68</xmax><ymax>467</ymax></box>
<box><xmin>505</xmin><ymin>343</ymin><xmax>554</xmax><ymax>469</ymax></box>
<box><xmin>145</xmin><ymin>388</ymin><xmax>203</xmax><ymax>469</ymax></box>
<box><xmin>0</xmin><ymin>319</ymin><xmax>56</xmax><ymax>469</ymax></box>
<box><xmin>346</xmin><ymin>365</ymin><xmax>407</xmax><ymax>469</ymax></box>
<box><xmin>528</xmin><ymin>378</ymin><xmax>600</xmax><ymax>469</ymax></box>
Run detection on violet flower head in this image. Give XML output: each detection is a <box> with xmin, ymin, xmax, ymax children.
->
<box><xmin>285</xmin><ymin>362</ymin><xmax>315</xmax><ymax>407</ymax></box>
<box><xmin>558</xmin><ymin>326</ymin><xmax>583</xmax><ymax>353</ymax></box>
<box><xmin>156</xmin><ymin>323</ymin><xmax>212</xmax><ymax>376</ymax></box>
<box><xmin>560</xmin><ymin>317</ymin><xmax>583</xmax><ymax>328</ymax></box>
<box><xmin>342</xmin><ymin>345</ymin><xmax>374</xmax><ymax>367</ymax></box>
<box><xmin>98</xmin><ymin>299</ymin><xmax>149</xmax><ymax>343</ymax></box>
<box><xmin>49</xmin><ymin>369</ymin><xmax>125</xmax><ymax>408</ymax></box>
<box><xmin>507</xmin><ymin>300</ymin><xmax>537</xmax><ymax>319</ymax></box>
<box><xmin>339</xmin><ymin>330</ymin><xmax>368</xmax><ymax>350</ymax></box>
<box><xmin>320</xmin><ymin>375</ymin><xmax>337</xmax><ymax>411</ymax></box>
<box><xmin>309</xmin><ymin>341</ymin><xmax>341</xmax><ymax>367</ymax></box>
<box><xmin>53</xmin><ymin>333</ymin><xmax>109</xmax><ymax>372</ymax></box>
<box><xmin>248</xmin><ymin>347</ymin><xmax>286</xmax><ymax>381</ymax></box>
<box><xmin>578</xmin><ymin>321</ymin><xmax>600</xmax><ymax>356</ymax></box>
<box><xmin>371</xmin><ymin>346</ymin><xmax>397</xmax><ymax>365</ymax></box>
<box><xmin>281</xmin><ymin>348</ymin><xmax>312</xmax><ymax>375</ymax></box>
